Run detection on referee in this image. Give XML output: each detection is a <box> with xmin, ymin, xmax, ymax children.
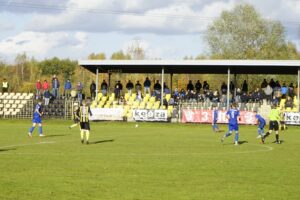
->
<box><xmin>76</xmin><ymin>100</ymin><xmax>92</xmax><ymax>144</ymax></box>
<box><xmin>262</xmin><ymin>105</ymin><xmax>281</xmax><ymax>144</ymax></box>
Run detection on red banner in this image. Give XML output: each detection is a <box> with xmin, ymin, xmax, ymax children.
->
<box><xmin>181</xmin><ymin>109</ymin><xmax>256</xmax><ymax>125</ymax></box>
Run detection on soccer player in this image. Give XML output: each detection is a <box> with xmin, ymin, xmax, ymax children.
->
<box><xmin>262</xmin><ymin>105</ymin><xmax>281</xmax><ymax>144</ymax></box>
<box><xmin>212</xmin><ymin>105</ymin><xmax>219</xmax><ymax>132</ymax></box>
<box><xmin>28</xmin><ymin>100</ymin><xmax>45</xmax><ymax>137</ymax></box>
<box><xmin>69</xmin><ymin>105</ymin><xmax>80</xmax><ymax>129</ymax></box>
<box><xmin>75</xmin><ymin>100</ymin><xmax>92</xmax><ymax>144</ymax></box>
<box><xmin>221</xmin><ymin>103</ymin><xmax>241</xmax><ymax>145</ymax></box>
<box><xmin>279</xmin><ymin>108</ymin><xmax>287</xmax><ymax>131</ymax></box>
<box><xmin>254</xmin><ymin>111</ymin><xmax>266</xmax><ymax>139</ymax></box>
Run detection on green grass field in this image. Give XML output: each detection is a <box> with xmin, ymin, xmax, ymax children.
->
<box><xmin>0</xmin><ymin>120</ymin><xmax>299</xmax><ymax>200</ymax></box>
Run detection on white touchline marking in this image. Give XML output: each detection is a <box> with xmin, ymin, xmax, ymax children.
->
<box><xmin>0</xmin><ymin>141</ymin><xmax>56</xmax><ymax>149</ymax></box>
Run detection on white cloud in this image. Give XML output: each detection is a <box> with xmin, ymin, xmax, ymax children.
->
<box><xmin>0</xmin><ymin>31</ymin><xmax>87</xmax><ymax>57</ymax></box>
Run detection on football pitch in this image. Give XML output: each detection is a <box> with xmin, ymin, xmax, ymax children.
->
<box><xmin>0</xmin><ymin>120</ymin><xmax>299</xmax><ymax>200</ymax></box>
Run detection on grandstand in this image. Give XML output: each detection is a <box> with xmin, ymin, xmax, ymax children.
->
<box><xmin>0</xmin><ymin>93</ymin><xmax>34</xmax><ymax>118</ymax></box>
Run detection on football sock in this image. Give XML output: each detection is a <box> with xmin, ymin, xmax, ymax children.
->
<box><xmin>70</xmin><ymin>124</ymin><xmax>78</xmax><ymax>128</ymax></box>
<box><xmin>275</xmin><ymin>134</ymin><xmax>279</xmax><ymax>142</ymax></box>
<box><xmin>235</xmin><ymin>132</ymin><xmax>239</xmax><ymax>142</ymax></box>
<box><xmin>225</xmin><ymin>132</ymin><xmax>231</xmax><ymax>137</ymax></box>
<box><xmin>257</xmin><ymin>128</ymin><xmax>261</xmax><ymax>135</ymax></box>
<box><xmin>86</xmin><ymin>131</ymin><xmax>90</xmax><ymax>141</ymax></box>
<box><xmin>263</xmin><ymin>132</ymin><xmax>270</xmax><ymax>139</ymax></box>
<box><xmin>29</xmin><ymin>126</ymin><xmax>35</xmax><ymax>133</ymax></box>
<box><xmin>39</xmin><ymin>126</ymin><xmax>43</xmax><ymax>134</ymax></box>
<box><xmin>80</xmin><ymin>131</ymin><xmax>84</xmax><ymax>140</ymax></box>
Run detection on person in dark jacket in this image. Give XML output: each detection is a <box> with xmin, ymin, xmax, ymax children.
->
<box><xmin>90</xmin><ymin>81</ymin><xmax>96</xmax><ymax>100</ymax></box>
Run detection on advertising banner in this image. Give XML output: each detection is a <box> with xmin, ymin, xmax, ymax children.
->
<box><xmin>133</xmin><ymin>109</ymin><xmax>168</xmax><ymax>122</ymax></box>
<box><xmin>181</xmin><ymin>109</ymin><xmax>256</xmax><ymax>124</ymax></box>
<box><xmin>284</xmin><ymin>112</ymin><xmax>300</xmax><ymax>125</ymax></box>
<box><xmin>89</xmin><ymin>108</ymin><xmax>124</xmax><ymax>121</ymax></box>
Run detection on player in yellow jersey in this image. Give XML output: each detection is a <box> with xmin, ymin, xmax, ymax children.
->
<box><xmin>75</xmin><ymin>100</ymin><xmax>92</xmax><ymax>144</ymax></box>
<box><xmin>262</xmin><ymin>104</ymin><xmax>281</xmax><ymax>144</ymax></box>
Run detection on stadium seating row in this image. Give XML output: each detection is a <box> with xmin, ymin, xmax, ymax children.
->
<box><xmin>0</xmin><ymin>93</ymin><xmax>34</xmax><ymax>117</ymax></box>
<box><xmin>0</xmin><ymin>92</ymin><xmax>34</xmax><ymax>100</ymax></box>
<box><xmin>89</xmin><ymin>93</ymin><xmax>174</xmax><ymax>118</ymax></box>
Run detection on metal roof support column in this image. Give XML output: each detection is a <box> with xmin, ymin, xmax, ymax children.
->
<box><xmin>95</xmin><ymin>68</ymin><xmax>99</xmax><ymax>101</ymax></box>
<box><xmin>161</xmin><ymin>67</ymin><xmax>165</xmax><ymax>107</ymax></box>
<box><xmin>170</xmin><ymin>73</ymin><xmax>173</xmax><ymax>95</ymax></box>
<box><xmin>108</xmin><ymin>72</ymin><xmax>111</xmax><ymax>94</ymax></box>
<box><xmin>297</xmin><ymin>68</ymin><xmax>300</xmax><ymax>112</ymax></box>
<box><xmin>227</xmin><ymin>68</ymin><xmax>230</xmax><ymax>109</ymax></box>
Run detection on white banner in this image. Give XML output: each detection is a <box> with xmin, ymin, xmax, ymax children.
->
<box><xmin>284</xmin><ymin>112</ymin><xmax>300</xmax><ymax>125</ymax></box>
<box><xmin>133</xmin><ymin>109</ymin><xmax>168</xmax><ymax>122</ymax></box>
<box><xmin>89</xmin><ymin>108</ymin><xmax>124</xmax><ymax>121</ymax></box>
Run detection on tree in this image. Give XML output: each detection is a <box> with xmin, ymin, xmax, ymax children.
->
<box><xmin>88</xmin><ymin>52</ymin><xmax>106</xmax><ymax>60</ymax></box>
<box><xmin>205</xmin><ymin>4</ymin><xmax>298</xmax><ymax>59</ymax></box>
<box><xmin>110</xmin><ymin>50</ymin><xmax>131</xmax><ymax>60</ymax></box>
<box><xmin>15</xmin><ymin>53</ymin><xmax>27</xmax><ymax>83</ymax></box>
<box><xmin>127</xmin><ymin>38</ymin><xmax>145</xmax><ymax>60</ymax></box>
<box><xmin>38</xmin><ymin>57</ymin><xmax>77</xmax><ymax>79</ymax></box>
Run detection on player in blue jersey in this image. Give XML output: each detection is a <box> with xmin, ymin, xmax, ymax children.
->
<box><xmin>212</xmin><ymin>105</ymin><xmax>219</xmax><ymax>132</ymax></box>
<box><xmin>221</xmin><ymin>103</ymin><xmax>241</xmax><ymax>145</ymax></box>
<box><xmin>254</xmin><ymin>111</ymin><xmax>266</xmax><ymax>139</ymax></box>
<box><xmin>28</xmin><ymin>100</ymin><xmax>45</xmax><ymax>137</ymax></box>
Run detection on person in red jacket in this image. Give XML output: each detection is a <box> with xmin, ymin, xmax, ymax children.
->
<box><xmin>42</xmin><ymin>80</ymin><xmax>49</xmax><ymax>94</ymax></box>
<box><xmin>36</xmin><ymin>80</ymin><xmax>42</xmax><ymax>99</ymax></box>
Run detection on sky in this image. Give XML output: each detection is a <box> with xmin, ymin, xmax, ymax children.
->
<box><xmin>0</xmin><ymin>0</ymin><xmax>299</xmax><ymax>62</ymax></box>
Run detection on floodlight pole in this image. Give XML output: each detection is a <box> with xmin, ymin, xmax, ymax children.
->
<box><xmin>161</xmin><ymin>67</ymin><xmax>165</xmax><ymax>107</ymax></box>
<box><xmin>227</xmin><ymin>68</ymin><xmax>230</xmax><ymax>109</ymax></box>
<box><xmin>297</xmin><ymin>69</ymin><xmax>300</xmax><ymax>112</ymax></box>
<box><xmin>95</xmin><ymin>68</ymin><xmax>99</xmax><ymax>101</ymax></box>
<box><xmin>108</xmin><ymin>72</ymin><xmax>111</xmax><ymax>94</ymax></box>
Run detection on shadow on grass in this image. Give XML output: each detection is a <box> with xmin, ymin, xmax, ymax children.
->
<box><xmin>90</xmin><ymin>139</ymin><xmax>114</xmax><ymax>145</ymax></box>
<box><xmin>0</xmin><ymin>148</ymin><xmax>16</xmax><ymax>152</ymax></box>
<box><xmin>238</xmin><ymin>141</ymin><xmax>248</xmax><ymax>145</ymax></box>
<box><xmin>44</xmin><ymin>134</ymin><xmax>70</xmax><ymax>138</ymax></box>
<box><xmin>272</xmin><ymin>140</ymin><xmax>285</xmax><ymax>144</ymax></box>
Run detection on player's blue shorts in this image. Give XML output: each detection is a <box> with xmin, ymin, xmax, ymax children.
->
<box><xmin>258</xmin><ymin>123</ymin><xmax>265</xmax><ymax>129</ymax></box>
<box><xmin>228</xmin><ymin>123</ymin><xmax>238</xmax><ymax>131</ymax></box>
<box><xmin>32</xmin><ymin>117</ymin><xmax>42</xmax><ymax>123</ymax></box>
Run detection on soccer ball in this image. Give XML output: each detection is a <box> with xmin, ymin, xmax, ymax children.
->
<box><xmin>135</xmin><ymin>124</ymin><xmax>139</xmax><ymax>128</ymax></box>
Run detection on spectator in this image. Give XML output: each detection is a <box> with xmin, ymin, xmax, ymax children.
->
<box><xmin>269</xmin><ymin>79</ymin><xmax>276</xmax><ymax>89</ymax></box>
<box><xmin>90</xmin><ymin>81</ymin><xmax>96</xmax><ymax>100</ymax></box>
<box><xmin>164</xmin><ymin>82</ymin><xmax>170</xmax><ymax>94</ymax></box>
<box><xmin>44</xmin><ymin>89</ymin><xmax>51</xmax><ymax>106</ymax></box>
<box><xmin>143</xmin><ymin>77</ymin><xmax>151</xmax><ymax>94</ymax></box>
<box><xmin>235</xmin><ymin>88</ymin><xmax>241</xmax><ymax>103</ymax></box>
<box><xmin>242</xmin><ymin>80</ymin><xmax>248</xmax><ymax>93</ymax></box>
<box><xmin>288</xmin><ymin>83</ymin><xmax>294</xmax><ymax>97</ymax></box>
<box><xmin>77</xmin><ymin>81</ymin><xmax>83</xmax><ymax>102</ymax></box>
<box><xmin>154</xmin><ymin>80</ymin><xmax>161</xmax><ymax>96</ymax></box>
<box><xmin>195</xmin><ymin>80</ymin><xmax>202</xmax><ymax>93</ymax></box>
<box><xmin>135</xmin><ymin>81</ymin><xmax>142</xmax><ymax>93</ymax></box>
<box><xmin>64</xmin><ymin>79</ymin><xmax>72</xmax><ymax>99</ymax></box>
<box><xmin>126</xmin><ymin>80</ymin><xmax>134</xmax><ymax>95</ymax></box>
<box><xmin>285</xmin><ymin>96</ymin><xmax>294</xmax><ymax>109</ymax></box>
<box><xmin>2</xmin><ymin>78</ymin><xmax>9</xmax><ymax>93</ymax></box>
<box><xmin>241</xmin><ymin>92</ymin><xmax>248</xmax><ymax>103</ymax></box>
<box><xmin>230</xmin><ymin>81</ymin><xmax>235</xmax><ymax>94</ymax></box>
<box><xmin>187</xmin><ymin>80</ymin><xmax>194</xmax><ymax>91</ymax></box>
<box><xmin>173</xmin><ymin>88</ymin><xmax>179</xmax><ymax>99</ymax></box>
<box><xmin>212</xmin><ymin>90</ymin><xmax>219</xmax><ymax>103</ymax></box>
<box><xmin>261</xmin><ymin>79</ymin><xmax>268</xmax><ymax>89</ymax></box>
<box><xmin>42</xmin><ymin>80</ymin><xmax>49</xmax><ymax>94</ymax></box>
<box><xmin>281</xmin><ymin>83</ymin><xmax>288</xmax><ymax>97</ymax></box>
<box><xmin>36</xmin><ymin>80</ymin><xmax>42</xmax><ymax>99</ymax></box>
<box><xmin>100</xmin><ymin>80</ymin><xmax>108</xmax><ymax>96</ymax></box>
<box><xmin>221</xmin><ymin>82</ymin><xmax>227</xmax><ymax>95</ymax></box>
<box><xmin>52</xmin><ymin>75</ymin><xmax>60</xmax><ymax>99</ymax></box>
<box><xmin>179</xmin><ymin>89</ymin><xmax>186</xmax><ymax>99</ymax></box>
<box><xmin>203</xmin><ymin>81</ymin><xmax>209</xmax><ymax>94</ymax></box>
<box><xmin>263</xmin><ymin>84</ymin><xmax>273</xmax><ymax>101</ymax></box>
<box><xmin>115</xmin><ymin>81</ymin><xmax>123</xmax><ymax>98</ymax></box>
